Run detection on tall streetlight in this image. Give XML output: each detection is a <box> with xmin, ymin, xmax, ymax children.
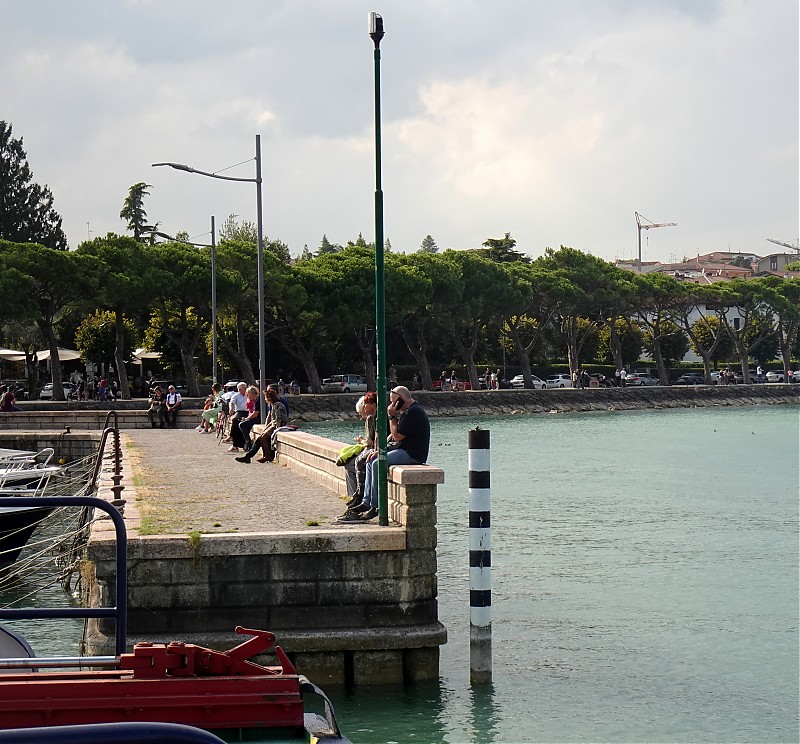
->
<box><xmin>369</xmin><ymin>11</ymin><xmax>389</xmax><ymax>527</ymax></box>
<box><xmin>210</xmin><ymin>215</ymin><xmax>218</xmax><ymax>384</ymax></box>
<box><xmin>153</xmin><ymin>136</ymin><xmax>266</xmax><ymax>422</ymax></box>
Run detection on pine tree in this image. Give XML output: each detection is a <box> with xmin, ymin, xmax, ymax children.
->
<box><xmin>317</xmin><ymin>234</ymin><xmax>342</xmax><ymax>256</ymax></box>
<box><xmin>419</xmin><ymin>234</ymin><xmax>438</xmax><ymax>253</ymax></box>
<box><xmin>0</xmin><ymin>121</ymin><xmax>68</xmax><ymax>250</ymax></box>
<box><xmin>120</xmin><ymin>182</ymin><xmax>159</xmax><ymax>241</ymax></box>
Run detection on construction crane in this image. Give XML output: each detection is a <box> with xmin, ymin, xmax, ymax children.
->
<box><xmin>635</xmin><ymin>212</ymin><xmax>677</xmax><ymax>272</ymax></box>
<box><xmin>766</xmin><ymin>238</ymin><xmax>800</xmax><ymax>255</ymax></box>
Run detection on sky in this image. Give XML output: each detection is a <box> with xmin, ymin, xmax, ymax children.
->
<box><xmin>2</xmin><ymin>0</ymin><xmax>798</xmax><ymax>264</ymax></box>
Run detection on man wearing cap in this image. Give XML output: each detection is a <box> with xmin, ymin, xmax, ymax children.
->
<box><xmin>162</xmin><ymin>385</ymin><xmax>182</xmax><ymax>428</ymax></box>
<box><xmin>342</xmin><ymin>385</ymin><xmax>430</xmax><ymax>522</ymax></box>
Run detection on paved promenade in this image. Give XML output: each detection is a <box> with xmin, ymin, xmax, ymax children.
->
<box><xmin>124</xmin><ymin>428</ymin><xmax>349</xmax><ymax>534</ymax></box>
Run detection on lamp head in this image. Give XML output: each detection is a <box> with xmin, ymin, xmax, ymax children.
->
<box><xmin>151</xmin><ymin>162</ymin><xmax>194</xmax><ymax>173</ymax></box>
<box><xmin>368</xmin><ymin>12</ymin><xmax>384</xmax><ymax>48</ymax></box>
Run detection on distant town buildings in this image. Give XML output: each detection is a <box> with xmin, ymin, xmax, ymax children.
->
<box><xmin>616</xmin><ymin>251</ymin><xmax>799</xmax><ymax>283</ymax></box>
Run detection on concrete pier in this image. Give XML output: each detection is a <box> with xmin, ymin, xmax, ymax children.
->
<box><xmin>81</xmin><ymin>428</ymin><xmax>446</xmax><ymax>687</ymax></box>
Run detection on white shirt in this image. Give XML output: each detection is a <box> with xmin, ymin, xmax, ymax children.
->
<box><xmin>231</xmin><ymin>392</ymin><xmax>249</xmax><ymax>412</ymax></box>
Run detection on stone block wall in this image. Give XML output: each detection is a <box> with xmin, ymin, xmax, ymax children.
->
<box><xmin>84</xmin><ymin>430</ymin><xmax>447</xmax><ymax>687</ymax></box>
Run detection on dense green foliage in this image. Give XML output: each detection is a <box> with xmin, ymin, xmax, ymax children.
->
<box><xmin>1</xmin><ymin>234</ymin><xmax>798</xmax><ymax>398</ymax></box>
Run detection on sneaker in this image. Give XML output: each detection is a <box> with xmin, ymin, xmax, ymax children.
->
<box><xmin>195</xmin><ymin>425</ymin><xmax>203</xmax><ymax>432</ymax></box>
<box><xmin>345</xmin><ymin>497</ymin><xmax>361</xmax><ymax>508</ymax></box>
<box><xmin>359</xmin><ymin>507</ymin><xmax>378</xmax><ymax>520</ymax></box>
<box><xmin>351</xmin><ymin>502</ymin><xmax>370</xmax><ymax>514</ymax></box>
<box><xmin>337</xmin><ymin>511</ymin><xmax>369</xmax><ymax>523</ymax></box>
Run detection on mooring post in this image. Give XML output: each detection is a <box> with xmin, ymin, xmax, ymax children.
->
<box><xmin>468</xmin><ymin>427</ymin><xmax>492</xmax><ymax>684</ymax></box>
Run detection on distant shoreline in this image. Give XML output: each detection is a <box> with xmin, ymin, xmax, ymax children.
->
<box><xmin>8</xmin><ymin>384</ymin><xmax>798</xmax><ymax>423</ymax></box>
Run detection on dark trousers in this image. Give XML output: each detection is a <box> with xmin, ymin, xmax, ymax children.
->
<box><xmin>230</xmin><ymin>412</ymin><xmax>249</xmax><ymax>447</ymax></box>
<box><xmin>162</xmin><ymin>407</ymin><xmax>180</xmax><ymax>427</ymax></box>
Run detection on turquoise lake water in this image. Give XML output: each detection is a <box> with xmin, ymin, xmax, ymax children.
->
<box><xmin>307</xmin><ymin>405</ymin><xmax>799</xmax><ymax>744</ymax></box>
<box><xmin>3</xmin><ymin>405</ymin><xmax>798</xmax><ymax>743</ymax></box>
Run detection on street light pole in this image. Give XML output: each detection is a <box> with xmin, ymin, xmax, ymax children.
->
<box><xmin>211</xmin><ymin>215</ymin><xmax>218</xmax><ymax>385</ymax></box>
<box><xmin>255</xmin><ymin>135</ymin><xmax>266</xmax><ymax>422</ymax></box>
<box><xmin>152</xmin><ymin>137</ymin><xmax>266</xmax><ymax>422</ymax></box>
<box><xmin>369</xmin><ymin>11</ymin><xmax>388</xmax><ymax>527</ymax></box>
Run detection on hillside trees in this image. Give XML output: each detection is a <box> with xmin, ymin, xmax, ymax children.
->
<box><xmin>0</xmin><ymin>240</ymin><xmax>94</xmax><ymax>398</ymax></box>
<box><xmin>390</xmin><ymin>252</ymin><xmax>462</xmax><ymax>390</ymax></box>
<box><xmin>76</xmin><ymin>235</ymin><xmax>160</xmax><ymax>398</ymax></box>
<box><xmin>632</xmin><ymin>273</ymin><xmax>688</xmax><ymax>383</ymax></box>
<box><xmin>714</xmin><ymin>279</ymin><xmax>776</xmax><ymax>383</ymax></box>
<box><xmin>146</xmin><ymin>241</ymin><xmax>214</xmax><ymax>397</ymax></box>
<box><xmin>0</xmin><ymin>121</ymin><xmax>68</xmax><ymax>250</ymax></box>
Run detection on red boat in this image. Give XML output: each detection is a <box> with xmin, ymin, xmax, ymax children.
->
<box><xmin>0</xmin><ymin>495</ymin><xmax>349</xmax><ymax>743</ymax></box>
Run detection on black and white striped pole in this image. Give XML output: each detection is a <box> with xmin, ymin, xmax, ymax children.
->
<box><xmin>469</xmin><ymin>427</ymin><xmax>492</xmax><ymax>684</ymax></box>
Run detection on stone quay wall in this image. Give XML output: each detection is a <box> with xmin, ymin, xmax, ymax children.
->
<box><xmin>2</xmin><ymin>384</ymin><xmax>796</xmax><ymax>431</ymax></box>
<box><xmin>83</xmin><ymin>430</ymin><xmax>446</xmax><ymax>687</ymax></box>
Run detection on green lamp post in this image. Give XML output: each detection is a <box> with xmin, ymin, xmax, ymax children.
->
<box><xmin>369</xmin><ymin>11</ymin><xmax>389</xmax><ymax>526</ymax></box>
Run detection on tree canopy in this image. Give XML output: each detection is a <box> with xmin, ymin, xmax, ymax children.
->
<box><xmin>0</xmin><ymin>121</ymin><xmax>68</xmax><ymax>250</ymax></box>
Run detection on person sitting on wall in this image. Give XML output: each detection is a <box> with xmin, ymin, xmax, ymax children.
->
<box><xmin>162</xmin><ymin>385</ymin><xmax>183</xmax><ymax>428</ymax></box>
<box><xmin>340</xmin><ymin>392</ymin><xmax>378</xmax><ymax>517</ymax></box>
<box><xmin>1</xmin><ymin>385</ymin><xmax>22</xmax><ymax>412</ymax></box>
<box><xmin>234</xmin><ymin>388</ymin><xmax>289</xmax><ymax>464</ymax></box>
<box><xmin>198</xmin><ymin>382</ymin><xmax>223</xmax><ymax>432</ymax></box>
<box><xmin>342</xmin><ymin>385</ymin><xmax>430</xmax><ymax>522</ymax></box>
<box><xmin>223</xmin><ymin>383</ymin><xmax>250</xmax><ymax>447</ymax></box>
<box><xmin>147</xmin><ymin>386</ymin><xmax>166</xmax><ymax>428</ymax></box>
<box><xmin>228</xmin><ymin>385</ymin><xmax>259</xmax><ymax>452</ymax></box>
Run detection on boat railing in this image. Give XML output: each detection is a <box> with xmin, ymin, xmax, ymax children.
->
<box><xmin>0</xmin><ymin>495</ymin><xmax>127</xmax><ymax>656</ymax></box>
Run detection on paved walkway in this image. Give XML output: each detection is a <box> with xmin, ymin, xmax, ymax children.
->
<box><xmin>124</xmin><ymin>428</ymin><xmax>348</xmax><ymax>534</ymax></box>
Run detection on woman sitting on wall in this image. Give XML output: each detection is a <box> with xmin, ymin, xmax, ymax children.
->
<box><xmin>196</xmin><ymin>382</ymin><xmax>222</xmax><ymax>433</ymax></box>
<box><xmin>234</xmin><ymin>388</ymin><xmax>289</xmax><ymax>464</ymax></box>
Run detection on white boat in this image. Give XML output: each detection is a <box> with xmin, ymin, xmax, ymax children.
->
<box><xmin>0</xmin><ymin>450</ymin><xmax>62</xmax><ymax>572</ymax></box>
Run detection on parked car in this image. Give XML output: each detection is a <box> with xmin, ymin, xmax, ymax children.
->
<box><xmin>321</xmin><ymin>374</ymin><xmax>368</xmax><ymax>394</ymax></box>
<box><xmin>39</xmin><ymin>382</ymin><xmax>79</xmax><ymax>399</ymax></box>
<box><xmin>626</xmin><ymin>373</ymin><xmax>660</xmax><ymax>386</ymax></box>
<box><xmin>545</xmin><ymin>374</ymin><xmax>572</xmax><ymax>389</ymax></box>
<box><xmin>765</xmin><ymin>370</ymin><xmax>783</xmax><ymax>383</ymax></box>
<box><xmin>676</xmin><ymin>372</ymin><xmax>705</xmax><ymax>385</ymax></box>
<box><xmin>510</xmin><ymin>374</ymin><xmax>546</xmax><ymax>389</ymax></box>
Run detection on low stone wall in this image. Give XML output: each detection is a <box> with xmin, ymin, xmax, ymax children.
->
<box><xmin>84</xmin><ymin>430</ymin><xmax>447</xmax><ymax>686</ymax></box>
<box><xmin>0</xmin><ymin>408</ymin><xmax>202</xmax><ymax>430</ymax></box>
<box><xmin>3</xmin><ymin>385</ymin><xmax>795</xmax><ymax>431</ymax></box>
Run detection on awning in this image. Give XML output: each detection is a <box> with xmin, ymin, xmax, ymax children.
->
<box><xmin>134</xmin><ymin>348</ymin><xmax>162</xmax><ymax>360</ymax></box>
<box><xmin>36</xmin><ymin>348</ymin><xmax>83</xmax><ymax>362</ymax></box>
<box><xmin>0</xmin><ymin>348</ymin><xmax>27</xmax><ymax>363</ymax></box>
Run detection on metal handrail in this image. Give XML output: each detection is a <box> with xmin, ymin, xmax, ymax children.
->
<box><xmin>0</xmin><ymin>495</ymin><xmax>128</xmax><ymax>655</ymax></box>
<box><xmin>89</xmin><ymin>427</ymin><xmax>124</xmax><ymax>502</ymax></box>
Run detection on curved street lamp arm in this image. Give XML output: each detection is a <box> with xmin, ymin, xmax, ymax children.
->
<box><xmin>151</xmin><ymin>162</ymin><xmax>257</xmax><ymax>184</ymax></box>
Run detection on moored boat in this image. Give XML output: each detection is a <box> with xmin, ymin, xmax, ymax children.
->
<box><xmin>0</xmin><ymin>495</ymin><xmax>351</xmax><ymax>743</ymax></box>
